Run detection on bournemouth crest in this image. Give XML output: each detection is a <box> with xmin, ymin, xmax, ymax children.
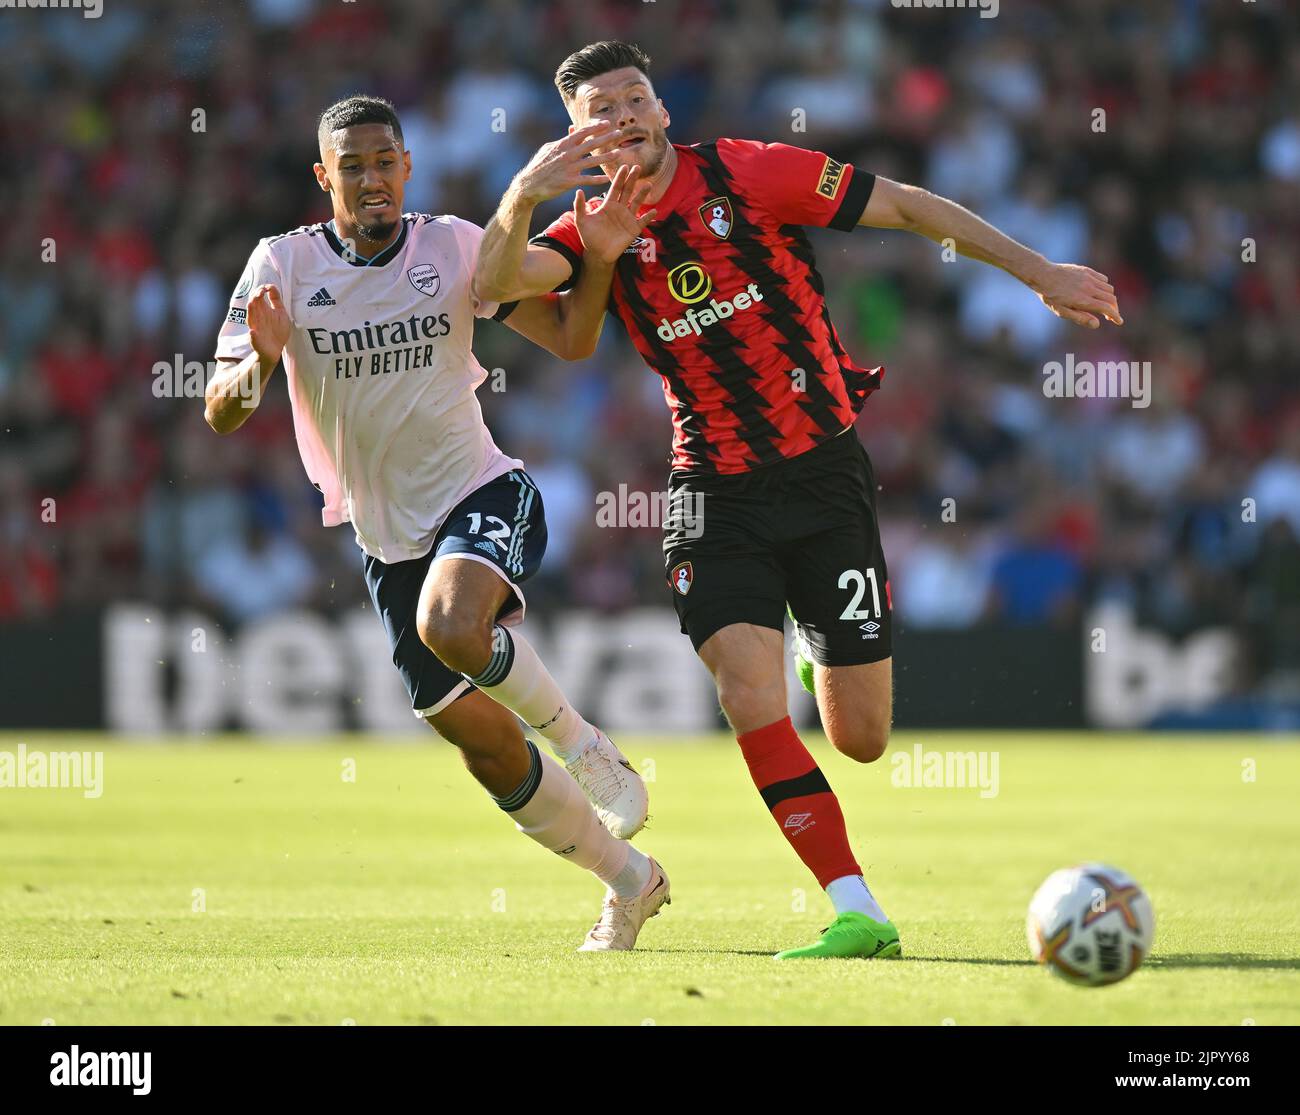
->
<box><xmin>698</xmin><ymin>197</ymin><xmax>733</xmax><ymax>239</ymax></box>
<box><xmin>670</xmin><ymin>560</ymin><xmax>693</xmax><ymax>596</ymax></box>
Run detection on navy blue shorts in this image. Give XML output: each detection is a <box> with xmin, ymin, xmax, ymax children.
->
<box><xmin>362</xmin><ymin>468</ymin><xmax>547</xmax><ymax>718</ymax></box>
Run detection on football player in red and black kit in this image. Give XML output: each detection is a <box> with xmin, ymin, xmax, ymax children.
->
<box><xmin>475</xmin><ymin>41</ymin><xmax>1123</xmax><ymax>959</ymax></box>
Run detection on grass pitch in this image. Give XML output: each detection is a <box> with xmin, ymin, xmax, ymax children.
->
<box><xmin>1</xmin><ymin>731</ymin><xmax>1297</xmax><ymax>1026</ymax></box>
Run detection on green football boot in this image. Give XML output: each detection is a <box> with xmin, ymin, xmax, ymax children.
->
<box><xmin>775</xmin><ymin>912</ymin><xmax>903</xmax><ymax>960</ymax></box>
<box><xmin>788</xmin><ymin>606</ymin><xmax>816</xmax><ymax>696</ymax></box>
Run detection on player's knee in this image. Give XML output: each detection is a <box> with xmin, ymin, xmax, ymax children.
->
<box><xmin>418</xmin><ymin>607</ymin><xmax>492</xmax><ymax>677</ymax></box>
<box><xmin>832</xmin><ymin>720</ymin><xmax>891</xmax><ymax>764</ymax></box>
<box><xmin>714</xmin><ymin>673</ymin><xmax>787</xmax><ymax>730</ymax></box>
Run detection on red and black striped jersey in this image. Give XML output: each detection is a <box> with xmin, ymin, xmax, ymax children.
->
<box><xmin>532</xmin><ymin>138</ymin><xmax>884</xmax><ymax>475</ymax></box>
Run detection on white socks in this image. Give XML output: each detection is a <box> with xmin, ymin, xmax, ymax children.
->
<box><xmin>496</xmin><ymin>741</ymin><xmax>650</xmax><ymax>899</ymax></box>
<box><xmin>826</xmin><ymin>874</ymin><xmax>888</xmax><ymax>921</ymax></box>
<box><xmin>469</xmin><ymin>626</ymin><xmax>595</xmax><ymax>761</ymax></box>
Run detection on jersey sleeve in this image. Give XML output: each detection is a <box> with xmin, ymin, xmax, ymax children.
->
<box><xmin>528</xmin><ymin>205</ymin><xmax>586</xmax><ymax>293</ymax></box>
<box><xmin>215</xmin><ymin>239</ymin><xmax>284</xmax><ymax>362</ymax></box>
<box><xmin>716</xmin><ymin>138</ymin><xmax>875</xmax><ymax>231</ymax></box>
<box><xmin>446</xmin><ymin>216</ymin><xmax>518</xmax><ymax>321</ymax></box>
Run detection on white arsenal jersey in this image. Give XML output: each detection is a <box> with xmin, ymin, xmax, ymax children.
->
<box><xmin>216</xmin><ymin>213</ymin><xmax>521</xmax><ymax>563</ymax></box>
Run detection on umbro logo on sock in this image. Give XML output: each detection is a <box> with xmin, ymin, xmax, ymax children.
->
<box><xmin>783</xmin><ymin>812</ymin><xmax>816</xmax><ymax>834</ymax></box>
<box><xmin>307</xmin><ymin>287</ymin><xmax>337</xmax><ymax>307</ymax></box>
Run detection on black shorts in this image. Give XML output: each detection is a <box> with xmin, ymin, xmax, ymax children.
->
<box><xmin>362</xmin><ymin>468</ymin><xmax>547</xmax><ymax>717</ymax></box>
<box><xmin>662</xmin><ymin>429</ymin><xmax>891</xmax><ymax>666</ymax></box>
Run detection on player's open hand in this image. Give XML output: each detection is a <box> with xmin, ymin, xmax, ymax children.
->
<box><xmin>573</xmin><ymin>164</ymin><xmax>658</xmax><ymax>266</ymax></box>
<box><xmin>515</xmin><ymin>121</ymin><xmax>621</xmax><ymax>205</ymax></box>
<box><xmin>1034</xmin><ymin>263</ymin><xmax>1123</xmax><ymax>328</ymax></box>
<box><xmin>247</xmin><ymin>284</ymin><xmax>292</xmax><ymax>363</ymax></box>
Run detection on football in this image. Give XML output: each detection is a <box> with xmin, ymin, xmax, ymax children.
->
<box><xmin>1027</xmin><ymin>864</ymin><xmax>1155</xmax><ymax>986</ymax></box>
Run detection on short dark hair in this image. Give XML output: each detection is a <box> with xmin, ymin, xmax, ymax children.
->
<box><xmin>554</xmin><ymin>40</ymin><xmax>652</xmax><ymax>102</ymax></box>
<box><xmin>317</xmin><ymin>94</ymin><xmax>403</xmax><ymax>153</ymax></box>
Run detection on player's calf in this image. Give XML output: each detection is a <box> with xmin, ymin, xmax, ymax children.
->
<box><xmin>427</xmin><ymin>692</ymin><xmax>660</xmax><ymax>948</ymax></box>
<box><xmin>421</xmin><ymin>556</ymin><xmax>648</xmax><ymax>838</ymax></box>
<box><xmin>826</xmin><ymin>720</ymin><xmax>891</xmax><ymax>764</ymax></box>
<box><xmin>425</xmin><ymin>689</ymin><xmax>531</xmax><ymax>796</ymax></box>
<box><xmin>816</xmin><ymin>658</ymin><xmax>893</xmax><ymax>764</ymax></box>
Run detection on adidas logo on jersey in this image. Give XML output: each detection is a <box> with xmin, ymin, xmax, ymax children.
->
<box><xmin>306</xmin><ymin>287</ymin><xmax>337</xmax><ymax>307</ymax></box>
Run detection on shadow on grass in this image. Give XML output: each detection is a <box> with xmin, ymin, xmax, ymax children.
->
<box><xmin>644</xmin><ymin>948</ymin><xmax>787</xmax><ymax>957</ymax></box>
<box><xmin>1146</xmin><ymin>954</ymin><xmax>1300</xmax><ymax>971</ymax></box>
<box><xmin>897</xmin><ymin>956</ymin><xmax>1036</xmax><ymax>967</ymax></box>
<box><xmin>644</xmin><ymin>948</ymin><xmax>1032</xmax><ymax>962</ymax></box>
<box><xmin>894</xmin><ymin>953</ymin><xmax>1300</xmax><ymax>971</ymax></box>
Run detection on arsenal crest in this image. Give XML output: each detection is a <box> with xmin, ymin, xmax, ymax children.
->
<box><xmin>698</xmin><ymin>197</ymin><xmax>732</xmax><ymax>240</ymax></box>
<box><xmin>670</xmin><ymin>561</ymin><xmax>693</xmax><ymax>596</ymax></box>
<box><xmin>407</xmin><ymin>263</ymin><xmax>441</xmax><ymax>298</ymax></box>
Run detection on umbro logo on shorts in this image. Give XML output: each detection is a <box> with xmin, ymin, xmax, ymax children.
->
<box><xmin>306</xmin><ymin>287</ymin><xmax>337</xmax><ymax>307</ymax></box>
<box><xmin>859</xmin><ymin>621</ymin><xmax>881</xmax><ymax>638</ymax></box>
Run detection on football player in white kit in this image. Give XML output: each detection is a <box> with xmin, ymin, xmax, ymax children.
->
<box><xmin>204</xmin><ymin>96</ymin><xmax>665</xmax><ymax>951</ymax></box>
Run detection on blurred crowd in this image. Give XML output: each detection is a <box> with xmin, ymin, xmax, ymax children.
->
<box><xmin>1</xmin><ymin>0</ymin><xmax>1298</xmax><ymax>693</ymax></box>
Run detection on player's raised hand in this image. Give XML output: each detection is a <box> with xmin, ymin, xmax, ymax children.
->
<box><xmin>247</xmin><ymin>284</ymin><xmax>292</xmax><ymax>363</ymax></box>
<box><xmin>1033</xmin><ymin>263</ymin><xmax>1124</xmax><ymax>328</ymax></box>
<box><xmin>514</xmin><ymin>121</ymin><xmax>622</xmax><ymax>205</ymax></box>
<box><xmin>573</xmin><ymin>164</ymin><xmax>658</xmax><ymax>266</ymax></box>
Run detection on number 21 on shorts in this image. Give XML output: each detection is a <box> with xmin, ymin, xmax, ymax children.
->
<box><xmin>838</xmin><ymin>567</ymin><xmax>886</xmax><ymax>621</ymax></box>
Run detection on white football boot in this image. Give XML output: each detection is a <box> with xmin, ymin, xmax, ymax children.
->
<box><xmin>565</xmin><ymin>729</ymin><xmax>649</xmax><ymax>839</ymax></box>
<box><xmin>578</xmin><ymin>858</ymin><xmax>671</xmax><ymax>952</ymax></box>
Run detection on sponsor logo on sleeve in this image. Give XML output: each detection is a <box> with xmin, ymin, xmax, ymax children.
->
<box><xmin>816</xmin><ymin>157</ymin><xmax>846</xmax><ymax>200</ymax></box>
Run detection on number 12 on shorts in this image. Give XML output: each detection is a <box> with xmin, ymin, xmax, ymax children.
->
<box><xmin>467</xmin><ymin>512</ymin><xmax>513</xmax><ymax>548</ymax></box>
<box><xmin>838</xmin><ymin>567</ymin><xmax>884</xmax><ymax>621</ymax></box>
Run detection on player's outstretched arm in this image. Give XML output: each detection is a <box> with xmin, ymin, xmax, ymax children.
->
<box><xmin>205</xmin><ymin>284</ymin><xmax>288</xmax><ymax>434</ymax></box>
<box><xmin>860</xmin><ymin>177</ymin><xmax>1123</xmax><ymax>329</ymax></box>
<box><xmin>500</xmin><ymin>165</ymin><xmax>657</xmax><ymax>360</ymax></box>
<box><xmin>475</xmin><ymin>121</ymin><xmax>621</xmax><ymax>304</ymax></box>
